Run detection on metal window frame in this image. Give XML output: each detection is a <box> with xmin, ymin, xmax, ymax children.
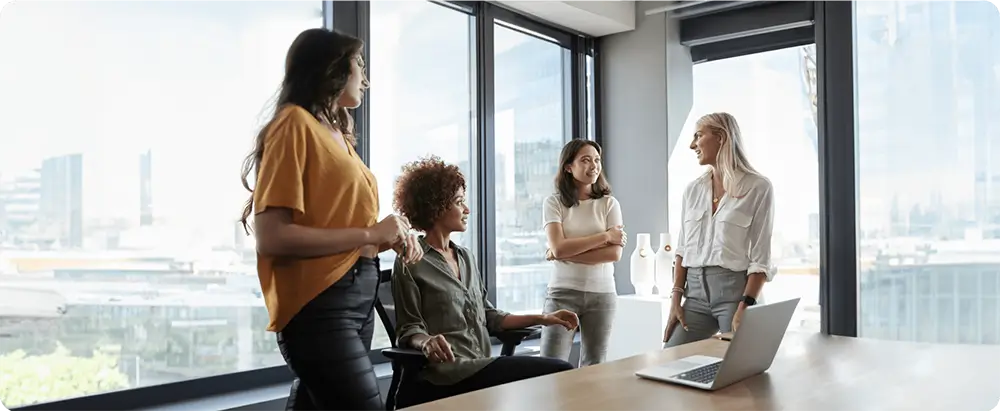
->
<box><xmin>815</xmin><ymin>0</ymin><xmax>858</xmax><ymax>337</ymax></box>
<box><xmin>14</xmin><ymin>2</ymin><xmax>599</xmax><ymax>410</ymax></box>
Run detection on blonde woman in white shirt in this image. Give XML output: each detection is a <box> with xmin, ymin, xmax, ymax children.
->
<box><xmin>541</xmin><ymin>140</ymin><xmax>626</xmax><ymax>366</ymax></box>
<box><xmin>663</xmin><ymin>112</ymin><xmax>774</xmax><ymax>347</ymax></box>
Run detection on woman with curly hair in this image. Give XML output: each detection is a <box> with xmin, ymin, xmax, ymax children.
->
<box><xmin>390</xmin><ymin>155</ymin><xmax>578</xmax><ymax>407</ymax></box>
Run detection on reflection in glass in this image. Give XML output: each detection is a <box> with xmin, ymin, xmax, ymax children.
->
<box><xmin>855</xmin><ymin>0</ymin><xmax>1000</xmax><ymax>344</ymax></box>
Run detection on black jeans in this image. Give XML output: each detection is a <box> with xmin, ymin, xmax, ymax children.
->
<box><xmin>401</xmin><ymin>356</ymin><xmax>574</xmax><ymax>407</ymax></box>
<box><xmin>277</xmin><ymin>257</ymin><xmax>382</xmax><ymax>411</ymax></box>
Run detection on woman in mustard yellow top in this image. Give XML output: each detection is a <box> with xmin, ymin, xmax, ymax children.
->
<box><xmin>238</xmin><ymin>28</ymin><xmax>423</xmax><ymax>411</ymax></box>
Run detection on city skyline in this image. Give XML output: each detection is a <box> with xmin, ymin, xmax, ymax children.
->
<box><xmin>1</xmin><ymin>0</ymin><xmax>999</xmax><ymax>408</ymax></box>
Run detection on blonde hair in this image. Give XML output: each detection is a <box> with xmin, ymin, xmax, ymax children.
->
<box><xmin>697</xmin><ymin>112</ymin><xmax>759</xmax><ymax>197</ymax></box>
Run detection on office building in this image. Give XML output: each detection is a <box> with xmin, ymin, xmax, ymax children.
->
<box><xmin>0</xmin><ymin>171</ymin><xmax>42</xmax><ymax>242</ymax></box>
<box><xmin>38</xmin><ymin>154</ymin><xmax>84</xmax><ymax>249</ymax></box>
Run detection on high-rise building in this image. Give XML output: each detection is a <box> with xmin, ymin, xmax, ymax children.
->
<box><xmin>139</xmin><ymin>149</ymin><xmax>153</xmax><ymax>226</ymax></box>
<box><xmin>0</xmin><ymin>171</ymin><xmax>42</xmax><ymax>237</ymax></box>
<box><xmin>39</xmin><ymin>153</ymin><xmax>83</xmax><ymax>248</ymax></box>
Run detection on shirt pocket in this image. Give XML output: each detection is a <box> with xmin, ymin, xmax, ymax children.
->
<box><xmin>423</xmin><ymin>289</ymin><xmax>469</xmax><ymax>333</ymax></box>
<box><xmin>715</xmin><ymin>209</ymin><xmax>753</xmax><ymax>253</ymax></box>
<box><xmin>683</xmin><ymin>209</ymin><xmax>707</xmax><ymax>249</ymax></box>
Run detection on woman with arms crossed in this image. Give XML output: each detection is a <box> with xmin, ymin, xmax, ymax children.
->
<box><xmin>541</xmin><ymin>140</ymin><xmax>626</xmax><ymax>366</ymax></box>
<box><xmin>391</xmin><ymin>156</ymin><xmax>578</xmax><ymax>407</ymax></box>
<box><xmin>663</xmin><ymin>112</ymin><xmax>775</xmax><ymax>347</ymax></box>
<box><xmin>238</xmin><ymin>28</ymin><xmax>422</xmax><ymax>410</ymax></box>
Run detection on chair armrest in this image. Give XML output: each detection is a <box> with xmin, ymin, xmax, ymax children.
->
<box><xmin>382</xmin><ymin>347</ymin><xmax>428</xmax><ymax>367</ymax></box>
<box><xmin>493</xmin><ymin>325</ymin><xmax>542</xmax><ymax>346</ymax></box>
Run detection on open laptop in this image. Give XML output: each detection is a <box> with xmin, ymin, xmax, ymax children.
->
<box><xmin>635</xmin><ymin>297</ymin><xmax>800</xmax><ymax>391</ymax></box>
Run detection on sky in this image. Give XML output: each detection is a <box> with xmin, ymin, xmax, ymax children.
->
<box><xmin>0</xmin><ymin>0</ymin><xmax>547</xmax><ymax>239</ymax></box>
<box><xmin>3</xmin><ymin>0</ymin><xmax>997</xmax><ymax>248</ymax></box>
<box><xmin>0</xmin><ymin>0</ymin><xmax>846</xmax><ymax>248</ymax></box>
<box><xmin>0</xmin><ymin>1</ymin><xmax>323</xmax><ymax>229</ymax></box>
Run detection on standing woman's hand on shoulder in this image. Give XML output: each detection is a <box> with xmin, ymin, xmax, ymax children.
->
<box><xmin>370</xmin><ymin>214</ymin><xmax>409</xmax><ymax>246</ymax></box>
<box><xmin>393</xmin><ymin>232</ymin><xmax>423</xmax><ymax>264</ymax></box>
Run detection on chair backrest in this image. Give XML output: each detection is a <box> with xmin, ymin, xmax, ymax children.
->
<box><xmin>374</xmin><ymin>269</ymin><xmax>399</xmax><ymax>348</ymax></box>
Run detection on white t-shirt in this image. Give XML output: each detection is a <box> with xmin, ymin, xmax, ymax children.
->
<box><xmin>542</xmin><ymin>194</ymin><xmax>623</xmax><ymax>293</ymax></box>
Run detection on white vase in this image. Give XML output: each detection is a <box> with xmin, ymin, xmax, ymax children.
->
<box><xmin>630</xmin><ymin>233</ymin><xmax>656</xmax><ymax>296</ymax></box>
<box><xmin>654</xmin><ymin>232</ymin><xmax>675</xmax><ymax>298</ymax></box>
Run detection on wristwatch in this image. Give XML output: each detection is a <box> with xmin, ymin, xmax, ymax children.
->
<box><xmin>742</xmin><ymin>295</ymin><xmax>757</xmax><ymax>306</ymax></box>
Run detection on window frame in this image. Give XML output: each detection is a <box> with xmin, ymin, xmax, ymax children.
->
<box><xmin>478</xmin><ymin>2</ymin><xmax>593</xmax><ymax>312</ymax></box>
<box><xmin>12</xmin><ymin>1</ymin><xmax>598</xmax><ymax>409</ymax></box>
<box><xmin>814</xmin><ymin>1</ymin><xmax>857</xmax><ymax>337</ymax></box>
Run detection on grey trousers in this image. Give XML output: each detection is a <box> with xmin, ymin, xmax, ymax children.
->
<box><xmin>540</xmin><ymin>287</ymin><xmax>616</xmax><ymax>367</ymax></box>
<box><xmin>663</xmin><ymin>266</ymin><xmax>748</xmax><ymax>348</ymax></box>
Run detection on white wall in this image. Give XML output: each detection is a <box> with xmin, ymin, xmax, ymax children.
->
<box><xmin>600</xmin><ymin>2</ymin><xmax>693</xmax><ymax>293</ymax></box>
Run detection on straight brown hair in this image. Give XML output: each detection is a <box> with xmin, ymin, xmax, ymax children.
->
<box><xmin>555</xmin><ymin>140</ymin><xmax>612</xmax><ymax>208</ymax></box>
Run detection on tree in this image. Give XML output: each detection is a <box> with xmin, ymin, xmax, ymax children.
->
<box><xmin>0</xmin><ymin>345</ymin><xmax>129</xmax><ymax>407</ymax></box>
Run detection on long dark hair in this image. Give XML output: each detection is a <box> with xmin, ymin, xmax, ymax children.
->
<box><xmin>239</xmin><ymin>28</ymin><xmax>365</xmax><ymax>234</ymax></box>
<box><xmin>555</xmin><ymin>140</ymin><xmax>612</xmax><ymax>208</ymax></box>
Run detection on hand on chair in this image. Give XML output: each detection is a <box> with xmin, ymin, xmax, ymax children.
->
<box><xmin>540</xmin><ymin>309</ymin><xmax>579</xmax><ymax>331</ymax></box>
<box><xmin>420</xmin><ymin>334</ymin><xmax>455</xmax><ymax>363</ymax></box>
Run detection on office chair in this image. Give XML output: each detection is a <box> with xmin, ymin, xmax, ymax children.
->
<box><xmin>374</xmin><ymin>269</ymin><xmax>540</xmax><ymax>410</ymax></box>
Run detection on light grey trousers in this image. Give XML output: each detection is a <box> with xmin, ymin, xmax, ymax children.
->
<box><xmin>663</xmin><ymin>266</ymin><xmax>748</xmax><ymax>348</ymax></box>
<box><xmin>540</xmin><ymin>287</ymin><xmax>616</xmax><ymax>367</ymax></box>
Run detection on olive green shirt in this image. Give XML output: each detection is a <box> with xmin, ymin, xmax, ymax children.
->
<box><xmin>392</xmin><ymin>237</ymin><xmax>509</xmax><ymax>385</ymax></box>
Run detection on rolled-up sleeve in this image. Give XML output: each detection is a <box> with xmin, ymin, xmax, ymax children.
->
<box><xmin>747</xmin><ymin>181</ymin><xmax>775</xmax><ymax>281</ymax></box>
<box><xmin>483</xmin><ymin>296</ymin><xmax>510</xmax><ymax>335</ymax></box>
<box><xmin>675</xmin><ymin>191</ymin><xmax>688</xmax><ymax>258</ymax></box>
<box><xmin>391</xmin><ymin>258</ymin><xmax>429</xmax><ymax>346</ymax></box>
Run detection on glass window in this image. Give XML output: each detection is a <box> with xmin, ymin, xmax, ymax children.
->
<box><xmin>0</xmin><ymin>1</ymin><xmax>321</xmax><ymax>406</ymax></box>
<box><xmin>368</xmin><ymin>1</ymin><xmax>476</xmax><ymax>349</ymax></box>
<box><xmin>668</xmin><ymin>45</ymin><xmax>822</xmax><ymax>334</ymax></box>
<box><xmin>855</xmin><ymin>0</ymin><xmax>1000</xmax><ymax>344</ymax></box>
<box><xmin>493</xmin><ymin>24</ymin><xmax>571</xmax><ymax>313</ymax></box>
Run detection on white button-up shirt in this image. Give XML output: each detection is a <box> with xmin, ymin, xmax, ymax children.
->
<box><xmin>675</xmin><ymin>172</ymin><xmax>775</xmax><ymax>280</ymax></box>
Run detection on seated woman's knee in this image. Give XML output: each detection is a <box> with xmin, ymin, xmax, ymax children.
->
<box><xmin>532</xmin><ymin>357</ymin><xmax>575</xmax><ymax>374</ymax></box>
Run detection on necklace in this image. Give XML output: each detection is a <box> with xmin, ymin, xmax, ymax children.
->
<box><xmin>713</xmin><ymin>197</ymin><xmax>720</xmax><ymax>203</ymax></box>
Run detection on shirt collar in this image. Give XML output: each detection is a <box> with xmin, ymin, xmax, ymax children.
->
<box><xmin>418</xmin><ymin>235</ymin><xmax>462</xmax><ymax>257</ymax></box>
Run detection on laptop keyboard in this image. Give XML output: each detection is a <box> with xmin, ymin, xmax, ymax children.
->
<box><xmin>672</xmin><ymin>362</ymin><xmax>721</xmax><ymax>384</ymax></box>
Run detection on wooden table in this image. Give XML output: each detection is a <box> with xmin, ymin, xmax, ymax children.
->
<box><xmin>407</xmin><ymin>332</ymin><xmax>1000</xmax><ymax>410</ymax></box>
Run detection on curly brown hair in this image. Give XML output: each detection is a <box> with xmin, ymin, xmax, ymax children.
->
<box><xmin>393</xmin><ymin>155</ymin><xmax>466</xmax><ymax>232</ymax></box>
